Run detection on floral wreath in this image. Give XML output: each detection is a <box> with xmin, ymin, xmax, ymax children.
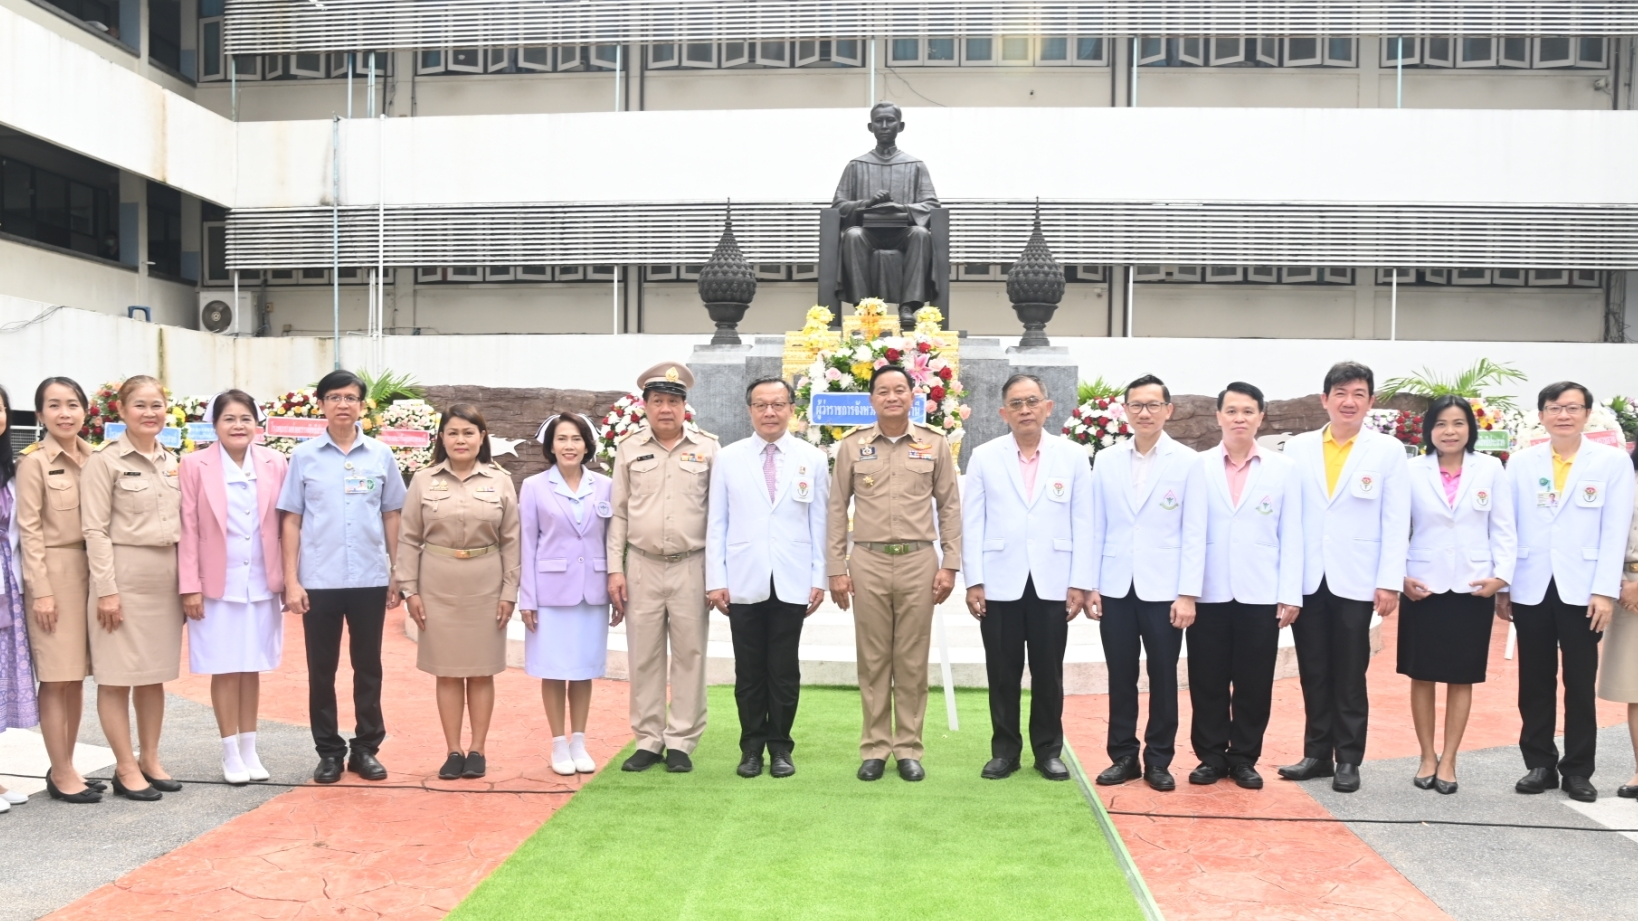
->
<box><xmin>1061</xmin><ymin>395</ymin><xmax>1131</xmax><ymax>461</ymax></box>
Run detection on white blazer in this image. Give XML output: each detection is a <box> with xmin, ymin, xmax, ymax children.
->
<box><xmin>1089</xmin><ymin>433</ymin><xmax>1207</xmax><ymax>602</ymax></box>
<box><xmin>1405</xmin><ymin>452</ymin><xmax>1517</xmax><ymax>595</ymax></box>
<box><xmin>961</xmin><ymin>432</ymin><xmax>1095</xmax><ymax>602</ymax></box>
<box><xmin>1198</xmin><ymin>446</ymin><xmax>1304</xmax><ymax>608</ymax></box>
<box><xmin>1285</xmin><ymin>425</ymin><xmax>1411</xmax><ymax>602</ymax></box>
<box><xmin>706</xmin><ymin>432</ymin><xmax>830</xmax><ymax>605</ymax></box>
<box><xmin>1504</xmin><ymin>437</ymin><xmax>1635</xmax><ymax>606</ymax></box>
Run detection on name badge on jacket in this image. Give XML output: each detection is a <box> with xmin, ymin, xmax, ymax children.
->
<box><xmin>595</xmin><ymin>500</ymin><xmax>613</xmax><ymax>518</ymax></box>
<box><xmin>344</xmin><ymin>476</ymin><xmax>377</xmax><ymax>495</ymax></box>
<box><xmin>1536</xmin><ymin>477</ymin><xmax>1559</xmax><ymax>510</ymax></box>
<box><xmin>1351</xmin><ymin>471</ymin><xmax>1378</xmax><ymax>500</ymax></box>
<box><xmin>1577</xmin><ymin>481</ymin><xmax>1605</xmax><ymax>508</ymax></box>
<box><xmin>793</xmin><ymin>479</ymin><xmax>813</xmax><ymax>503</ymax></box>
<box><xmin>1473</xmin><ymin>489</ymin><xmax>1491</xmax><ymax>511</ymax></box>
<box><xmin>1045</xmin><ymin>478</ymin><xmax>1069</xmax><ymax>503</ymax></box>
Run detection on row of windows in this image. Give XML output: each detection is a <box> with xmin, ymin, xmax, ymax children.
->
<box><xmin>1134</xmin><ymin>266</ymin><xmax>1604</xmax><ymax>286</ymax></box>
<box><xmin>0</xmin><ymin>156</ymin><xmax>118</xmax><ymax>260</ymax></box>
<box><xmin>1381</xmin><ymin>35</ymin><xmax>1609</xmax><ymax>69</ymax></box>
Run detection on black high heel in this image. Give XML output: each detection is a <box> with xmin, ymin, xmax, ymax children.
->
<box><xmin>142</xmin><ymin>772</ymin><xmax>182</xmax><ymax>793</ymax></box>
<box><xmin>45</xmin><ymin>775</ymin><xmax>102</xmax><ymax>804</ymax></box>
<box><xmin>111</xmin><ymin>775</ymin><xmax>162</xmax><ymax>802</ymax></box>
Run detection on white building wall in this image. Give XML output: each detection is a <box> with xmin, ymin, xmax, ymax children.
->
<box><xmin>0</xmin><ymin>238</ymin><xmax>196</xmax><ymax>326</ymax></box>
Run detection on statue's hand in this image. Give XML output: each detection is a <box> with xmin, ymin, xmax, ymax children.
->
<box><xmin>869</xmin><ymin>190</ymin><xmax>892</xmax><ymax>206</ymax></box>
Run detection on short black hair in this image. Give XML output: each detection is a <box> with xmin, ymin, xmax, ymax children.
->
<box><xmin>869</xmin><ymin>365</ymin><xmax>914</xmax><ymax>393</ymax></box>
<box><xmin>1001</xmin><ymin>373</ymin><xmax>1047</xmax><ymax>401</ymax></box>
<box><xmin>745</xmin><ymin>377</ymin><xmax>795</xmax><ymax>405</ymax></box>
<box><xmin>870</xmin><ymin>101</ymin><xmax>903</xmax><ymax>120</ymax></box>
<box><xmin>1217</xmin><ymin>381</ymin><xmax>1266</xmax><ymax>412</ymax></box>
<box><xmin>1537</xmin><ymin>380</ymin><xmax>1593</xmax><ymax>411</ymax></box>
<box><xmin>1322</xmin><ymin>361</ymin><xmax>1374</xmax><ymax>397</ymax></box>
<box><xmin>1124</xmin><ymin>374</ymin><xmax>1170</xmax><ymax>403</ymax></box>
<box><xmin>210</xmin><ymin>389</ymin><xmax>261</xmax><ymax>422</ymax></box>
<box><xmin>539</xmin><ymin>413</ymin><xmax>600</xmax><ymax>470</ymax></box>
<box><xmin>1421</xmin><ymin>394</ymin><xmax>1479</xmax><ymax>456</ymax></box>
<box><xmin>315</xmin><ymin>369</ymin><xmax>366</xmax><ymax>401</ymax></box>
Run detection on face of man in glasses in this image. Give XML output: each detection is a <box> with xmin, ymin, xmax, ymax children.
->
<box><xmin>320</xmin><ymin>383</ymin><xmax>365</xmax><ymax>427</ymax></box>
<box><xmin>999</xmin><ymin>378</ymin><xmax>1052</xmax><ymax>440</ymax></box>
<box><xmin>1539</xmin><ymin>387</ymin><xmax>1591</xmax><ymax>438</ymax></box>
<box><xmin>748</xmin><ymin>381</ymin><xmax>794</xmax><ymax>441</ymax></box>
<box><xmin>1124</xmin><ymin>383</ymin><xmax>1173</xmax><ymax>439</ymax></box>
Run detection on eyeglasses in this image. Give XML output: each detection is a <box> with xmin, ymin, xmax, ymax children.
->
<box><xmin>751</xmin><ymin>401</ymin><xmax>792</xmax><ymax>413</ymax></box>
<box><xmin>323</xmin><ymin>394</ymin><xmax>362</xmax><ymax>405</ymax></box>
<box><xmin>1005</xmin><ymin>397</ymin><xmax>1045</xmax><ymax>411</ymax></box>
<box><xmin>1543</xmin><ymin>404</ymin><xmax>1587</xmax><ymax>416</ymax></box>
<box><xmin>1127</xmin><ymin>401</ymin><xmax>1170</xmax><ymax>415</ymax></box>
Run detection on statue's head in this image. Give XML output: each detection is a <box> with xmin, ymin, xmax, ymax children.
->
<box><xmin>867</xmin><ymin>102</ymin><xmax>904</xmax><ymax>146</ymax></box>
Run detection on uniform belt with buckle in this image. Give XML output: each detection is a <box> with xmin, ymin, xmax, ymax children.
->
<box><xmin>425</xmin><ymin>543</ymin><xmax>498</xmax><ymax>560</ymax></box>
<box><xmin>630</xmin><ymin>546</ymin><xmax>703</xmax><ymax>563</ymax></box>
<box><xmin>47</xmin><ymin>542</ymin><xmax>87</xmax><ymax>550</ymax></box>
<box><xmin>858</xmin><ymin>541</ymin><xmax>931</xmax><ymax>556</ymax></box>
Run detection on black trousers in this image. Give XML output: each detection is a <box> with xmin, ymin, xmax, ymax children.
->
<box><xmin>1100</xmin><ymin>589</ymin><xmax>1182</xmax><ymax>769</ymax></box>
<box><xmin>1292</xmin><ymin>579</ymin><xmax>1374</xmax><ymax>765</ymax></box>
<box><xmin>1514</xmin><ymin>580</ymin><xmax>1602</xmax><ymax>778</ymax></box>
<box><xmin>980</xmin><ymin>578</ymin><xmax>1068</xmax><ymax>763</ymax></box>
<box><xmin>304</xmin><ymin>586</ymin><xmax>388</xmax><ymax>758</ymax></box>
<box><xmin>727</xmin><ymin>583</ymin><xmax>806</xmax><ymax>757</ymax></box>
<box><xmin>1188</xmin><ymin>600</ymin><xmax>1280</xmax><ymax>770</ymax></box>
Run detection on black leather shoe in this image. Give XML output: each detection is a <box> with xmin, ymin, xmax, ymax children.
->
<box><xmin>111</xmin><ymin>775</ymin><xmax>161</xmax><ymax>801</ymax></box>
<box><xmin>1617</xmin><ymin>784</ymin><xmax>1638</xmax><ymax>799</ymax></box>
<box><xmin>313</xmin><ymin>756</ymin><xmax>345</xmax><ymax>784</ymax></box>
<box><xmin>1144</xmin><ymin>766</ymin><xmax>1176</xmax><ymax>791</ymax></box>
<box><xmin>1036</xmin><ymin>758</ymin><xmax>1070</xmax><ymax>782</ymax></box>
<box><xmin>348</xmin><ymin>751</ymin><xmax>388</xmax><ymax>781</ymax></box>
<box><xmin>142</xmin><ymin>772</ymin><xmax>182</xmax><ymax>793</ymax></box>
<box><xmin>982</xmin><ymin>757</ymin><xmax>1020</xmax><ymax>780</ymax></box>
<box><xmin>858</xmin><ymin>758</ymin><xmax>886</xmax><ymax>781</ymax></box>
<box><xmin>1189</xmin><ymin>763</ymin><xmax>1223</xmax><ymax>785</ymax></box>
<box><xmin>45</xmin><ymin>776</ymin><xmax>101</xmax><ymax>804</ymax></box>
<box><xmin>1434</xmin><ymin>777</ymin><xmax>1458</xmax><ymax>795</ymax></box>
<box><xmin>737</xmin><ymin>754</ymin><xmax>764</xmax><ymax>778</ymax></box>
<box><xmin>438</xmin><ymin>752</ymin><xmax>465</xmax><ymax>780</ymax></box>
<box><xmin>1515</xmin><ymin>767</ymin><xmax>1558</xmax><ymax>794</ymax></box>
<box><xmin>1332</xmin><ymin>763</ymin><xmax>1361</xmax><ymax>793</ymax></box>
<box><xmin>1562</xmin><ymin>775</ymin><xmax>1597</xmax><ymax>802</ymax></box>
<box><xmin>1230</xmin><ymin>764</ymin><xmax>1264</xmax><ymax>790</ymax></box>
<box><xmin>665</xmin><ymin>749</ymin><xmax>693</xmax><ymax>773</ymax></box>
<box><xmin>1413</xmin><ymin>771</ymin><xmax>1436</xmax><ymax>791</ymax></box>
<box><xmin>769</xmin><ymin>752</ymin><xmax>795</xmax><ymax>778</ymax></box>
<box><xmin>462</xmin><ymin>752</ymin><xmax>487</xmax><ymax>779</ymax></box>
<box><xmin>1278</xmin><ymin>757</ymin><xmax>1335</xmax><ymax>781</ymax></box>
<box><xmin>897</xmin><ymin>758</ymin><xmax>926</xmax><ymax>782</ymax></box>
<box><xmin>622</xmin><ymin>749</ymin><xmax>664</xmax><ymax>772</ymax></box>
<box><xmin>85</xmin><ymin>780</ymin><xmax>108</xmax><ymax>793</ymax></box>
<box><xmin>1096</xmin><ymin>756</ymin><xmax>1141</xmax><ymax>786</ymax></box>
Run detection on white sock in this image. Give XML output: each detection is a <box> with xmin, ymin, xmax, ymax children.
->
<box><xmin>569</xmin><ymin>733</ymin><xmax>589</xmax><ymax>760</ymax></box>
<box><xmin>222</xmin><ymin>735</ymin><xmax>246</xmax><ymax>772</ymax></box>
<box><xmin>238</xmin><ymin>732</ymin><xmax>264</xmax><ymax>771</ymax></box>
<box><xmin>552</xmin><ymin>736</ymin><xmax>571</xmax><ymax>762</ymax></box>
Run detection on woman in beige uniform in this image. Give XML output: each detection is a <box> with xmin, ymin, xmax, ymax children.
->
<box><xmin>15</xmin><ymin>377</ymin><xmax>102</xmax><ymax>803</ymax></box>
<box><xmin>82</xmin><ymin>375</ymin><xmax>183</xmax><ymax>802</ymax></box>
<box><xmin>1606</xmin><ymin>452</ymin><xmax>1638</xmax><ymax>802</ymax></box>
<box><xmin>397</xmin><ymin>404</ymin><xmax>520</xmax><ymax>780</ymax></box>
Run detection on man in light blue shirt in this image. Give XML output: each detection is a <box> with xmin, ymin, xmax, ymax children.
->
<box><xmin>277</xmin><ymin>370</ymin><xmax>407</xmax><ymax>784</ymax></box>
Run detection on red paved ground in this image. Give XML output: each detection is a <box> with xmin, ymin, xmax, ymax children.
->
<box><xmin>45</xmin><ymin>607</ymin><xmax>633</xmax><ymax>921</ymax></box>
<box><xmin>1065</xmin><ymin>615</ymin><xmax>1629</xmax><ymax>921</ymax></box>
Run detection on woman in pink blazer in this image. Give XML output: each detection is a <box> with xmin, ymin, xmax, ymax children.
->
<box><xmin>518</xmin><ymin>413</ymin><xmax>615</xmax><ymax>776</ymax></box>
<box><xmin>178</xmin><ymin>390</ymin><xmax>287</xmax><ymax>785</ymax></box>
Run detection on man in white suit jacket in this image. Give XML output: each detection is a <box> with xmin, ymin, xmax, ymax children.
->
<box><xmin>1187</xmin><ymin>382</ymin><xmax>1304</xmax><ymax>791</ymax></box>
<box><xmin>963</xmin><ymin>374</ymin><xmax>1095</xmax><ymax>782</ymax></box>
<box><xmin>1278</xmin><ymin>361</ymin><xmax>1410</xmax><ymax>794</ymax></box>
<box><xmin>706</xmin><ymin>379</ymin><xmax>829</xmax><ymax>779</ymax></box>
<box><xmin>1088</xmin><ymin>375</ymin><xmax>1208</xmax><ymax>792</ymax></box>
<box><xmin>1499</xmin><ymin>381</ymin><xmax>1635</xmax><ymax>802</ymax></box>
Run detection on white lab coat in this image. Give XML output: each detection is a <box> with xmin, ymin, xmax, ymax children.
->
<box><xmin>1088</xmin><ymin>433</ymin><xmax>1207</xmax><ymax>602</ymax></box>
<box><xmin>1405</xmin><ymin>451</ymin><xmax>1517</xmax><ymax>594</ymax></box>
<box><xmin>705</xmin><ymin>432</ymin><xmax>830</xmax><ymax>605</ymax></box>
<box><xmin>1504</xmin><ymin>437</ymin><xmax>1635</xmax><ymax>606</ymax></box>
<box><xmin>1197</xmin><ymin>446</ymin><xmax>1305</xmax><ymax>608</ymax></box>
<box><xmin>1285</xmin><ymin>425</ymin><xmax>1411</xmax><ymax>602</ymax></box>
<box><xmin>961</xmin><ymin>432</ymin><xmax>1095</xmax><ymax>602</ymax></box>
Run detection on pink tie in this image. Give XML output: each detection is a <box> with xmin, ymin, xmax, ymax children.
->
<box><xmin>763</xmin><ymin>442</ymin><xmax>778</xmax><ymax>503</ymax></box>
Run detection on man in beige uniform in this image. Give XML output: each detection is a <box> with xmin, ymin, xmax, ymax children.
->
<box><xmin>608</xmin><ymin>362</ymin><xmax>719</xmax><ymax>773</ymax></box>
<box><xmin>829</xmin><ymin>365</ymin><xmax>962</xmax><ymax>782</ymax></box>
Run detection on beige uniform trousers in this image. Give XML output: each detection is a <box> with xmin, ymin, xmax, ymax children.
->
<box><xmin>625</xmin><ymin>549</ymin><xmax>709</xmax><ymax>754</ymax></box>
<box><xmin>850</xmin><ymin>544</ymin><xmax>938</xmax><ymax>761</ymax></box>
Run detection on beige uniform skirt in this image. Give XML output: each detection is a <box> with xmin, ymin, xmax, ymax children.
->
<box><xmin>416</xmin><ymin>550</ymin><xmax>507</xmax><ymax>678</ymax></box>
<box><xmin>1598</xmin><ymin>604</ymin><xmax>1638</xmax><ymax>703</ymax></box>
<box><xmin>89</xmin><ymin>545</ymin><xmax>183</xmax><ymax>686</ymax></box>
<box><xmin>24</xmin><ymin>547</ymin><xmax>92</xmax><ymax>682</ymax></box>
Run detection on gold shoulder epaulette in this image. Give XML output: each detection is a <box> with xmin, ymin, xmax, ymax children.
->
<box><xmin>19</xmin><ymin>442</ymin><xmax>40</xmax><ymax>456</ymax></box>
<box><xmin>615</xmin><ymin>425</ymin><xmax>647</xmax><ymax>445</ymax></box>
<box><xmin>697</xmin><ymin>428</ymin><xmax>719</xmax><ymax>441</ymax></box>
<box><xmin>93</xmin><ymin>441</ymin><xmax>112</xmax><ymax>452</ymax></box>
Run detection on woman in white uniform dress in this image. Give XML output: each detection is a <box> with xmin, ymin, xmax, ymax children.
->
<box><xmin>179</xmin><ymin>390</ymin><xmax>288</xmax><ymax>784</ymax></box>
<box><xmin>518</xmin><ymin>413</ymin><xmax>616</xmax><ymax>776</ymax></box>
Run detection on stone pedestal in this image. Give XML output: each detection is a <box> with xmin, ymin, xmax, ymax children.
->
<box><xmin>952</xmin><ymin>338</ymin><xmax>1079</xmax><ymax>467</ymax></box>
<box><xmin>688</xmin><ymin>336</ymin><xmax>786</xmax><ymax>445</ymax></box>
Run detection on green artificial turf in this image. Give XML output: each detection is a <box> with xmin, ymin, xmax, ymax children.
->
<box><xmin>449</xmin><ymin>686</ymin><xmax>1144</xmax><ymax>921</ymax></box>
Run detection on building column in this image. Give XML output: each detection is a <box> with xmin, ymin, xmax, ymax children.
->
<box><xmin>1358</xmin><ymin>37</ymin><xmax>1381</xmax><ymax>108</ymax></box>
<box><xmin>179</xmin><ymin>0</ymin><xmax>197</xmax><ymax>79</ymax></box>
<box><xmin>180</xmin><ymin>193</ymin><xmax>201</xmax><ymax>284</ymax></box>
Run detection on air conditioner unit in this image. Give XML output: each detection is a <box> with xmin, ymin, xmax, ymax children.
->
<box><xmin>199</xmin><ymin>291</ymin><xmax>255</xmax><ymax>336</ymax></box>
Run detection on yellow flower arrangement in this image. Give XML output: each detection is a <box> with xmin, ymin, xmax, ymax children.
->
<box><xmin>913</xmin><ymin>305</ymin><xmax>945</xmax><ymax>335</ymax></box>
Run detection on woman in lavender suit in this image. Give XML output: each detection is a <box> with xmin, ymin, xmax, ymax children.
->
<box><xmin>519</xmin><ymin>413</ymin><xmax>618</xmax><ymax>776</ymax></box>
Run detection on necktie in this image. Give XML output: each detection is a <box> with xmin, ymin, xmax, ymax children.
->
<box><xmin>763</xmin><ymin>441</ymin><xmax>778</xmax><ymax>503</ymax></box>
